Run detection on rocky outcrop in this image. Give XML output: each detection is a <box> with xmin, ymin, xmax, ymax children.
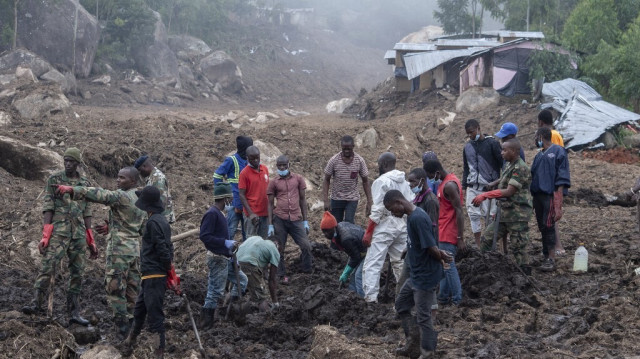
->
<box><xmin>0</xmin><ymin>135</ymin><xmax>64</xmax><ymax>181</ymax></box>
<box><xmin>168</xmin><ymin>35</ymin><xmax>212</xmax><ymax>60</ymax></box>
<box><xmin>17</xmin><ymin>0</ymin><xmax>100</xmax><ymax>77</ymax></box>
<box><xmin>13</xmin><ymin>91</ymin><xmax>71</xmax><ymax>120</ymax></box>
<box><xmin>326</xmin><ymin>98</ymin><xmax>355</xmax><ymax>114</ymax></box>
<box><xmin>199</xmin><ymin>51</ymin><xmax>245</xmax><ymax>94</ymax></box>
<box><xmin>355</xmin><ymin>128</ymin><xmax>379</xmax><ymax>149</ymax></box>
<box><xmin>0</xmin><ymin>49</ymin><xmax>52</xmax><ymax>77</ymax></box>
<box><xmin>132</xmin><ymin>11</ymin><xmax>180</xmax><ymax>84</ymax></box>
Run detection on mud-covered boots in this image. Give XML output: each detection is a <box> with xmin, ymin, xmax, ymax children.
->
<box><xmin>154</xmin><ymin>331</ymin><xmax>166</xmax><ymax>359</ymax></box>
<box><xmin>396</xmin><ymin>315</ymin><xmax>421</xmax><ymax>359</ymax></box>
<box><xmin>418</xmin><ymin>348</ymin><xmax>435</xmax><ymax>359</ymax></box>
<box><xmin>200</xmin><ymin>307</ymin><xmax>215</xmax><ymax>330</ymax></box>
<box><xmin>115</xmin><ymin>316</ymin><xmax>132</xmax><ymax>339</ymax></box>
<box><xmin>120</xmin><ymin>318</ymin><xmax>142</xmax><ymax>356</ymax></box>
<box><xmin>67</xmin><ymin>294</ymin><xmax>89</xmax><ymax>326</ymax></box>
<box><xmin>22</xmin><ymin>289</ymin><xmax>46</xmax><ymax>315</ymax></box>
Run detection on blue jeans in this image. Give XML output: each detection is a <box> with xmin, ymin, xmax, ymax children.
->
<box><xmin>348</xmin><ymin>261</ymin><xmax>364</xmax><ymax>298</ymax></box>
<box><xmin>244</xmin><ymin>216</ymin><xmax>268</xmax><ymax>239</ymax></box>
<box><xmin>437</xmin><ymin>242</ymin><xmax>462</xmax><ymax>305</ymax></box>
<box><xmin>203</xmin><ymin>254</ymin><xmax>248</xmax><ymax>309</ymax></box>
<box><xmin>395</xmin><ymin>281</ymin><xmax>438</xmax><ymax>351</ymax></box>
<box><xmin>330</xmin><ymin>199</ymin><xmax>358</xmax><ymax>224</ymax></box>
<box><xmin>227</xmin><ymin>209</ymin><xmax>246</xmax><ymax>241</ymax></box>
<box><xmin>273</xmin><ymin>216</ymin><xmax>313</xmax><ymax>276</ymax></box>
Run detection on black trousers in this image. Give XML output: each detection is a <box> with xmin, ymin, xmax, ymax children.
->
<box><xmin>132</xmin><ymin>277</ymin><xmax>166</xmax><ymax>335</ymax></box>
<box><xmin>533</xmin><ymin>193</ymin><xmax>556</xmax><ymax>257</ymax></box>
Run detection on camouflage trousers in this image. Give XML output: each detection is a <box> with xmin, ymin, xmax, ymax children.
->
<box><xmin>481</xmin><ymin>221</ymin><xmax>530</xmax><ymax>266</ymax></box>
<box><xmin>34</xmin><ymin>235</ymin><xmax>85</xmax><ymax>294</ymax></box>
<box><xmin>105</xmin><ymin>255</ymin><xmax>141</xmax><ymax>321</ymax></box>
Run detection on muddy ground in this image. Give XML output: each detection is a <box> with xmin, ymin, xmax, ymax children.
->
<box><xmin>1</xmin><ymin>75</ymin><xmax>640</xmax><ymax>359</ymax></box>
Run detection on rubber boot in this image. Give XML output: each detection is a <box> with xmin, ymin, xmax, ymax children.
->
<box><xmin>200</xmin><ymin>308</ymin><xmax>215</xmax><ymax>330</ymax></box>
<box><xmin>67</xmin><ymin>294</ymin><xmax>89</xmax><ymax>326</ymax></box>
<box><xmin>22</xmin><ymin>289</ymin><xmax>46</xmax><ymax>315</ymax></box>
<box><xmin>396</xmin><ymin>316</ymin><xmax>421</xmax><ymax>359</ymax></box>
<box><xmin>115</xmin><ymin>316</ymin><xmax>131</xmax><ymax>339</ymax></box>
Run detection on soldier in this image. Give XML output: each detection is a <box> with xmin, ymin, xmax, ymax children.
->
<box><xmin>22</xmin><ymin>148</ymin><xmax>98</xmax><ymax>326</ymax></box>
<box><xmin>134</xmin><ymin>155</ymin><xmax>175</xmax><ymax>224</ymax></box>
<box><xmin>472</xmin><ymin>139</ymin><xmax>533</xmax><ymax>273</ymax></box>
<box><xmin>54</xmin><ymin>166</ymin><xmax>146</xmax><ymax>337</ymax></box>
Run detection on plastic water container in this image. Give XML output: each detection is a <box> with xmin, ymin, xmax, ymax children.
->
<box><xmin>573</xmin><ymin>244</ymin><xmax>588</xmax><ymax>272</ymax></box>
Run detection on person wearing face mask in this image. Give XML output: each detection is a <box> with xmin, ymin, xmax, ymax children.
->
<box><xmin>198</xmin><ymin>183</ymin><xmax>247</xmax><ymax>330</ymax></box>
<box><xmin>422</xmin><ymin>151</ymin><xmax>441</xmax><ymax>193</ymax></box>
<box><xmin>462</xmin><ymin>119</ymin><xmax>504</xmax><ymax>248</ymax></box>
<box><xmin>239</xmin><ymin>146</ymin><xmax>270</xmax><ymax>238</ymax></box>
<box><xmin>213</xmin><ymin>135</ymin><xmax>253</xmax><ymax>241</ymax></box>
<box><xmin>530</xmin><ymin>127</ymin><xmax>571</xmax><ymax>272</ymax></box>
<box><xmin>267</xmin><ymin>155</ymin><xmax>313</xmax><ymax>284</ymax></box>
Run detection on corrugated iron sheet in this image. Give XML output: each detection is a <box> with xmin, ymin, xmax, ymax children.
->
<box><xmin>542</xmin><ymin>78</ymin><xmax>601</xmax><ymax>101</ymax></box>
<box><xmin>403</xmin><ymin>48</ymin><xmax>484</xmax><ymax>80</ymax></box>
<box><xmin>436</xmin><ymin>39</ymin><xmax>499</xmax><ymax>47</ymax></box>
<box><xmin>483</xmin><ymin>30</ymin><xmax>545</xmax><ymax>39</ymax></box>
<box><xmin>384</xmin><ymin>50</ymin><xmax>396</xmax><ymax>59</ymax></box>
<box><xmin>393</xmin><ymin>43</ymin><xmax>437</xmax><ymax>51</ymax></box>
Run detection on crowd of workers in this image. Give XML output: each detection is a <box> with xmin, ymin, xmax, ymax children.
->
<box><xmin>20</xmin><ymin>109</ymin><xmax>587</xmax><ymax>358</ymax></box>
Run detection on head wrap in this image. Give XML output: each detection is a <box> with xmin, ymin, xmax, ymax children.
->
<box><xmin>133</xmin><ymin>155</ymin><xmax>149</xmax><ymax>169</ymax></box>
<box><xmin>421</xmin><ymin>151</ymin><xmax>438</xmax><ymax>166</ymax></box>
<box><xmin>320</xmin><ymin>211</ymin><xmax>338</xmax><ymax>230</ymax></box>
<box><xmin>236</xmin><ymin>136</ymin><xmax>253</xmax><ymax>159</ymax></box>
<box><xmin>63</xmin><ymin>147</ymin><xmax>82</xmax><ymax>163</ymax></box>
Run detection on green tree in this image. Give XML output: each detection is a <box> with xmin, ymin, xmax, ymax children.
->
<box><xmin>615</xmin><ymin>0</ymin><xmax>640</xmax><ymax>30</ymax></box>
<box><xmin>434</xmin><ymin>0</ymin><xmax>480</xmax><ymax>35</ymax></box>
<box><xmin>562</xmin><ymin>0</ymin><xmax>619</xmax><ymax>54</ymax></box>
<box><xmin>527</xmin><ymin>45</ymin><xmax>577</xmax><ymax>82</ymax></box>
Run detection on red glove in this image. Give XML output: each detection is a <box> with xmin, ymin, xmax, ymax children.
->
<box><xmin>53</xmin><ymin>184</ymin><xmax>74</xmax><ymax>196</ymax></box>
<box><xmin>86</xmin><ymin>229</ymin><xmax>99</xmax><ymax>259</ymax></box>
<box><xmin>38</xmin><ymin>224</ymin><xmax>54</xmax><ymax>255</ymax></box>
<box><xmin>362</xmin><ymin>219</ymin><xmax>377</xmax><ymax>247</ymax></box>
<box><xmin>167</xmin><ymin>264</ymin><xmax>181</xmax><ymax>295</ymax></box>
<box><xmin>552</xmin><ymin>190</ymin><xmax>563</xmax><ymax>222</ymax></box>
<box><xmin>471</xmin><ymin>189</ymin><xmax>503</xmax><ymax>206</ymax></box>
<box><xmin>95</xmin><ymin>219</ymin><xmax>109</xmax><ymax>235</ymax></box>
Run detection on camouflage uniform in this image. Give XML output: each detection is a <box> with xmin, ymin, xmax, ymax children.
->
<box><xmin>481</xmin><ymin>158</ymin><xmax>533</xmax><ymax>266</ymax></box>
<box><xmin>34</xmin><ymin>171</ymin><xmax>92</xmax><ymax>294</ymax></box>
<box><xmin>145</xmin><ymin>167</ymin><xmax>175</xmax><ymax>224</ymax></box>
<box><xmin>73</xmin><ymin>186</ymin><xmax>146</xmax><ymax>320</ymax></box>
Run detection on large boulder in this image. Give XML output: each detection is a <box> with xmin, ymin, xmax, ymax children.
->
<box><xmin>17</xmin><ymin>0</ymin><xmax>100</xmax><ymax>78</ymax></box>
<box><xmin>355</xmin><ymin>128</ymin><xmax>378</xmax><ymax>149</ymax></box>
<box><xmin>326</xmin><ymin>98</ymin><xmax>355</xmax><ymax>114</ymax></box>
<box><xmin>225</xmin><ymin>140</ymin><xmax>282</xmax><ymax>172</ymax></box>
<box><xmin>456</xmin><ymin>86</ymin><xmax>500</xmax><ymax>113</ymax></box>
<box><xmin>199</xmin><ymin>51</ymin><xmax>245</xmax><ymax>94</ymax></box>
<box><xmin>40</xmin><ymin>69</ymin><xmax>69</xmax><ymax>92</ymax></box>
<box><xmin>622</xmin><ymin>134</ymin><xmax>640</xmax><ymax>148</ymax></box>
<box><xmin>168</xmin><ymin>35</ymin><xmax>212</xmax><ymax>60</ymax></box>
<box><xmin>132</xmin><ymin>11</ymin><xmax>180</xmax><ymax>83</ymax></box>
<box><xmin>13</xmin><ymin>91</ymin><xmax>71</xmax><ymax>120</ymax></box>
<box><xmin>0</xmin><ymin>135</ymin><xmax>64</xmax><ymax>180</ymax></box>
<box><xmin>0</xmin><ymin>49</ymin><xmax>52</xmax><ymax>77</ymax></box>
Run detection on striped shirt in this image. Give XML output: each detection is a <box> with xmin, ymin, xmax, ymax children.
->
<box><xmin>324</xmin><ymin>152</ymin><xmax>369</xmax><ymax>201</ymax></box>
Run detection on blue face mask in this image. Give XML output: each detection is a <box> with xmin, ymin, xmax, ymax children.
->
<box><xmin>474</xmin><ymin>134</ymin><xmax>480</xmax><ymax>141</ymax></box>
<box><xmin>536</xmin><ymin>140</ymin><xmax>543</xmax><ymax>148</ymax></box>
<box><xmin>427</xmin><ymin>178</ymin><xmax>441</xmax><ymax>191</ymax></box>
<box><xmin>277</xmin><ymin>169</ymin><xmax>289</xmax><ymax>177</ymax></box>
<box><xmin>411</xmin><ymin>186</ymin><xmax>422</xmax><ymax>194</ymax></box>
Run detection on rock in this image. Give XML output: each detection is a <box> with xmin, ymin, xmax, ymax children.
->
<box><xmin>283</xmin><ymin>108</ymin><xmax>310</xmax><ymax>117</ymax></box>
<box><xmin>601</xmin><ymin>131</ymin><xmax>617</xmax><ymax>149</ymax></box>
<box><xmin>326</xmin><ymin>98</ymin><xmax>355</xmax><ymax>114</ymax></box>
<box><xmin>13</xmin><ymin>92</ymin><xmax>71</xmax><ymax>120</ymax></box>
<box><xmin>308</xmin><ymin>325</ymin><xmax>393</xmax><ymax>359</ymax></box>
<box><xmin>18</xmin><ymin>0</ymin><xmax>100</xmax><ymax>77</ymax></box>
<box><xmin>79</xmin><ymin>344</ymin><xmax>122</xmax><ymax>359</ymax></box>
<box><xmin>225</xmin><ymin>140</ymin><xmax>282</xmax><ymax>172</ymax></box>
<box><xmin>64</xmin><ymin>71</ymin><xmax>77</xmax><ymax>95</ymax></box>
<box><xmin>178</xmin><ymin>63</ymin><xmax>195</xmax><ymax>83</ymax></box>
<box><xmin>0</xmin><ymin>112</ymin><xmax>11</xmax><ymax>127</ymax></box>
<box><xmin>257</xmin><ymin>111</ymin><xmax>280</xmax><ymax>120</ymax></box>
<box><xmin>437</xmin><ymin>90</ymin><xmax>457</xmax><ymax>101</ymax></box>
<box><xmin>622</xmin><ymin>133</ymin><xmax>640</xmax><ymax>148</ymax></box>
<box><xmin>437</xmin><ymin>111</ymin><xmax>456</xmax><ymax>130</ymax></box>
<box><xmin>199</xmin><ymin>51</ymin><xmax>245</xmax><ymax>94</ymax></box>
<box><xmin>80</xmin><ymin>90</ymin><xmax>91</xmax><ymax>99</ymax></box>
<box><xmin>455</xmin><ymin>86</ymin><xmax>500</xmax><ymax>113</ymax></box>
<box><xmin>355</xmin><ymin>128</ymin><xmax>378</xmax><ymax>149</ymax></box>
<box><xmin>0</xmin><ymin>74</ymin><xmax>16</xmax><ymax>85</ymax></box>
<box><xmin>0</xmin><ymin>49</ymin><xmax>52</xmax><ymax>77</ymax></box>
<box><xmin>168</xmin><ymin>35</ymin><xmax>212</xmax><ymax>59</ymax></box>
<box><xmin>16</xmin><ymin>66</ymin><xmax>37</xmax><ymax>83</ymax></box>
<box><xmin>40</xmin><ymin>69</ymin><xmax>68</xmax><ymax>92</ymax></box>
<box><xmin>0</xmin><ymin>89</ymin><xmax>16</xmax><ymax>99</ymax></box>
<box><xmin>132</xmin><ymin>11</ymin><xmax>180</xmax><ymax>83</ymax></box>
<box><xmin>69</xmin><ymin>325</ymin><xmax>100</xmax><ymax>345</ymax></box>
<box><xmin>0</xmin><ymin>135</ymin><xmax>64</xmax><ymax>180</ymax></box>
<box><xmin>91</xmin><ymin>75</ymin><xmax>111</xmax><ymax>85</ymax></box>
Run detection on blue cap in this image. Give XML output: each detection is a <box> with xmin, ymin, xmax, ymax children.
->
<box><xmin>495</xmin><ymin>122</ymin><xmax>518</xmax><ymax>138</ymax></box>
<box><xmin>133</xmin><ymin>155</ymin><xmax>149</xmax><ymax>169</ymax></box>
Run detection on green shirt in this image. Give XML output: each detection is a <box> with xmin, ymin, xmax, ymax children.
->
<box><xmin>499</xmin><ymin>158</ymin><xmax>533</xmax><ymax>223</ymax></box>
<box><xmin>73</xmin><ymin>187</ymin><xmax>146</xmax><ymax>257</ymax></box>
<box><xmin>145</xmin><ymin>167</ymin><xmax>175</xmax><ymax>223</ymax></box>
<box><xmin>42</xmin><ymin>171</ymin><xmax>92</xmax><ymax>240</ymax></box>
<box><xmin>236</xmin><ymin>236</ymin><xmax>280</xmax><ymax>268</ymax></box>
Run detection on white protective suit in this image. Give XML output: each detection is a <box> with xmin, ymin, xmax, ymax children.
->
<box><xmin>362</xmin><ymin>169</ymin><xmax>414</xmax><ymax>303</ymax></box>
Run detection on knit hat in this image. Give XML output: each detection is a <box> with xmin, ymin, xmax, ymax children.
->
<box><xmin>63</xmin><ymin>147</ymin><xmax>82</xmax><ymax>163</ymax></box>
<box><xmin>236</xmin><ymin>136</ymin><xmax>253</xmax><ymax>159</ymax></box>
<box><xmin>133</xmin><ymin>155</ymin><xmax>149</xmax><ymax>169</ymax></box>
<box><xmin>320</xmin><ymin>211</ymin><xmax>338</xmax><ymax>230</ymax></box>
<box><xmin>213</xmin><ymin>183</ymin><xmax>233</xmax><ymax>200</ymax></box>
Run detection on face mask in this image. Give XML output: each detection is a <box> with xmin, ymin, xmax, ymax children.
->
<box><xmin>224</xmin><ymin>201</ymin><xmax>233</xmax><ymax>213</ymax></box>
<box><xmin>536</xmin><ymin>140</ymin><xmax>543</xmax><ymax>148</ymax></box>
<box><xmin>277</xmin><ymin>169</ymin><xmax>289</xmax><ymax>177</ymax></box>
<box><xmin>411</xmin><ymin>185</ymin><xmax>422</xmax><ymax>194</ymax></box>
<box><xmin>474</xmin><ymin>134</ymin><xmax>480</xmax><ymax>141</ymax></box>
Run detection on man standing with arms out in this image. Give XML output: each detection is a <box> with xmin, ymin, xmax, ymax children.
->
<box><xmin>384</xmin><ymin>190</ymin><xmax>451</xmax><ymax>359</ymax></box>
<box><xmin>321</xmin><ymin>211</ymin><xmax>366</xmax><ymax>298</ymax></box>
<box><xmin>198</xmin><ymin>183</ymin><xmax>247</xmax><ymax>329</ymax></box>
<box><xmin>424</xmin><ymin>159</ymin><xmax>465</xmax><ymax>306</ymax></box>
<box><xmin>53</xmin><ymin>167</ymin><xmax>146</xmax><ymax>337</ymax></box>
<box><xmin>23</xmin><ymin>148</ymin><xmax>98</xmax><ymax>326</ymax></box>
<box><xmin>134</xmin><ymin>155</ymin><xmax>175</xmax><ymax>224</ymax></box>
<box><xmin>236</xmin><ymin>236</ymin><xmax>280</xmax><ymax>312</ymax></box>
<box><xmin>362</xmin><ymin>152</ymin><xmax>414</xmax><ymax>303</ymax></box>
<box><xmin>239</xmin><ymin>146</ymin><xmax>270</xmax><ymax>238</ymax></box>
<box><xmin>472</xmin><ymin>140</ymin><xmax>533</xmax><ymax>274</ymax></box>
<box><xmin>267</xmin><ymin>155</ymin><xmax>313</xmax><ymax>283</ymax></box>
<box><xmin>538</xmin><ymin>110</ymin><xmax>566</xmax><ymax>256</ymax></box>
<box><xmin>494</xmin><ymin>122</ymin><xmax>526</xmax><ymax>161</ymax></box>
<box><xmin>213</xmin><ymin>136</ymin><xmax>253</xmax><ymax>241</ymax></box>
<box><xmin>462</xmin><ymin>119</ymin><xmax>503</xmax><ymax>247</ymax></box>
<box><xmin>122</xmin><ymin>186</ymin><xmax>174</xmax><ymax>358</ymax></box>
<box><xmin>531</xmin><ymin>127</ymin><xmax>571</xmax><ymax>272</ymax></box>
<box><xmin>322</xmin><ymin>135</ymin><xmax>373</xmax><ymax>223</ymax></box>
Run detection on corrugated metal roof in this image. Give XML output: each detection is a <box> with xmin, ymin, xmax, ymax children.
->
<box><xmin>393</xmin><ymin>43</ymin><xmax>437</xmax><ymax>51</ymax></box>
<box><xmin>384</xmin><ymin>50</ymin><xmax>396</xmax><ymax>59</ymax></box>
<box><xmin>542</xmin><ymin>78</ymin><xmax>601</xmax><ymax>101</ymax></box>
<box><xmin>403</xmin><ymin>48</ymin><xmax>484</xmax><ymax>80</ymax></box>
<box><xmin>482</xmin><ymin>30</ymin><xmax>545</xmax><ymax>39</ymax></box>
<box><xmin>435</xmin><ymin>39</ymin><xmax>499</xmax><ymax>47</ymax></box>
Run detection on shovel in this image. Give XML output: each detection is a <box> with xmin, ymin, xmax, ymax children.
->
<box><xmin>224</xmin><ymin>253</ymin><xmax>243</xmax><ymax>321</ymax></box>
<box><xmin>182</xmin><ymin>293</ymin><xmax>206</xmax><ymax>358</ymax></box>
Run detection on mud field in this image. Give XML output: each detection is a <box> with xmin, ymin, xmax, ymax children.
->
<box><xmin>1</xmin><ymin>79</ymin><xmax>640</xmax><ymax>359</ymax></box>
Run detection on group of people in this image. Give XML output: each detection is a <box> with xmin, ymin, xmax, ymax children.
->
<box><xmin>21</xmin><ymin>109</ymin><xmax>572</xmax><ymax>358</ymax></box>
